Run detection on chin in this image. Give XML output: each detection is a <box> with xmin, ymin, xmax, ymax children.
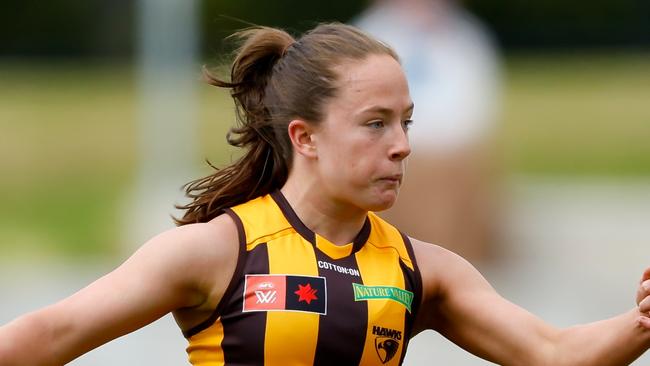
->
<box><xmin>370</xmin><ymin>203</ymin><xmax>394</xmax><ymax>212</ymax></box>
<box><xmin>365</xmin><ymin>193</ymin><xmax>398</xmax><ymax>212</ymax></box>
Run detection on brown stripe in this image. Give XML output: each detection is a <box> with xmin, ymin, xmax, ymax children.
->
<box><xmin>221</xmin><ymin>243</ymin><xmax>269</xmax><ymax>365</ymax></box>
<box><xmin>398</xmin><ymin>232</ymin><xmax>423</xmax><ymax>363</ymax></box>
<box><xmin>270</xmin><ymin>190</ymin><xmax>315</xmax><ymax>244</ymax></box>
<box><xmin>271</xmin><ymin>190</ymin><xmax>370</xmax><ymax>255</ymax></box>
<box><xmin>351</xmin><ymin>217</ymin><xmax>371</xmax><ymax>253</ymax></box>
<box><xmin>313</xmin><ymin>251</ymin><xmax>367</xmax><ymax>365</ymax></box>
<box><xmin>399</xmin><ymin>232</ymin><xmax>422</xmax><ymax>318</ymax></box>
<box><xmin>183</xmin><ymin>209</ymin><xmax>247</xmax><ymax>338</ymax></box>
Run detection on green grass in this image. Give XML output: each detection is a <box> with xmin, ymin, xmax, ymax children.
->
<box><xmin>0</xmin><ymin>52</ymin><xmax>648</xmax><ymax>258</ymax></box>
<box><xmin>0</xmin><ymin>63</ymin><xmax>137</xmax><ymax>259</ymax></box>
<box><xmin>0</xmin><ymin>62</ymin><xmax>237</xmax><ymax>259</ymax></box>
<box><xmin>0</xmin><ymin>175</ymin><xmax>125</xmax><ymax>258</ymax></box>
<box><xmin>500</xmin><ymin>52</ymin><xmax>650</xmax><ymax>176</ymax></box>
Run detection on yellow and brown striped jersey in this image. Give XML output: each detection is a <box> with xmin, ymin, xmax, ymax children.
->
<box><xmin>185</xmin><ymin>191</ymin><xmax>422</xmax><ymax>365</ymax></box>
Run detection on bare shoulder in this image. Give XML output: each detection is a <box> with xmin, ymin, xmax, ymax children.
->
<box><xmin>146</xmin><ymin>213</ymin><xmax>239</xmax><ymax>268</ymax></box>
<box><xmin>113</xmin><ymin>214</ymin><xmax>242</xmax><ymax>318</ymax></box>
<box><xmin>134</xmin><ymin>215</ymin><xmax>239</xmax><ymax>296</ymax></box>
<box><xmin>180</xmin><ymin>213</ymin><xmax>241</xmax><ymax>296</ymax></box>
<box><xmin>410</xmin><ymin>238</ymin><xmax>465</xmax><ymax>301</ymax></box>
<box><xmin>411</xmin><ymin>238</ymin><xmax>490</xmax><ymax>289</ymax></box>
<box><xmin>411</xmin><ymin>238</ymin><xmax>494</xmax><ymax>332</ymax></box>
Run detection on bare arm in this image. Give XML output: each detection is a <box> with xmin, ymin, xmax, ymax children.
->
<box><xmin>413</xmin><ymin>240</ymin><xmax>650</xmax><ymax>366</ymax></box>
<box><xmin>0</xmin><ymin>214</ymin><xmax>239</xmax><ymax>366</ymax></box>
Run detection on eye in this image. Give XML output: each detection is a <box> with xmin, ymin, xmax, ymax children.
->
<box><xmin>402</xmin><ymin>119</ymin><xmax>414</xmax><ymax>130</ymax></box>
<box><xmin>367</xmin><ymin>120</ymin><xmax>385</xmax><ymax>129</ymax></box>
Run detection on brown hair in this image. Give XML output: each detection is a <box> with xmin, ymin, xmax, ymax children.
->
<box><xmin>175</xmin><ymin>22</ymin><xmax>398</xmax><ymax>225</ymax></box>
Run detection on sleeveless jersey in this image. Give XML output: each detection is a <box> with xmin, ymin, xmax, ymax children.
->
<box><xmin>184</xmin><ymin>191</ymin><xmax>422</xmax><ymax>365</ymax></box>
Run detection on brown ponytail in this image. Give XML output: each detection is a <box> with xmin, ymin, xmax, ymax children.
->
<box><xmin>175</xmin><ymin>23</ymin><xmax>398</xmax><ymax>225</ymax></box>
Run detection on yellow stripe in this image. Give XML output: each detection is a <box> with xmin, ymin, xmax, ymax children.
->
<box><xmin>315</xmin><ymin>234</ymin><xmax>353</xmax><ymax>259</ymax></box>
<box><xmin>232</xmin><ymin>195</ymin><xmax>293</xmax><ymax>248</ymax></box>
<box><xmin>247</xmin><ymin>227</ymin><xmax>295</xmax><ymax>251</ymax></box>
<box><xmin>186</xmin><ymin>318</ymin><xmax>225</xmax><ymax>366</ymax></box>
<box><xmin>356</xmin><ymin>244</ymin><xmax>407</xmax><ymax>366</ymax></box>
<box><xmin>265</xmin><ymin>235</ymin><xmax>320</xmax><ymax>365</ymax></box>
<box><xmin>367</xmin><ymin>212</ymin><xmax>414</xmax><ymax>271</ymax></box>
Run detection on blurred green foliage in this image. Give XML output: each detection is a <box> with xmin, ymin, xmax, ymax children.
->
<box><xmin>199</xmin><ymin>0</ymin><xmax>366</xmax><ymax>56</ymax></box>
<box><xmin>466</xmin><ymin>0</ymin><xmax>650</xmax><ymax>48</ymax></box>
<box><xmin>0</xmin><ymin>0</ymin><xmax>134</xmax><ymax>58</ymax></box>
<box><xmin>1</xmin><ymin>0</ymin><xmax>648</xmax><ymax>59</ymax></box>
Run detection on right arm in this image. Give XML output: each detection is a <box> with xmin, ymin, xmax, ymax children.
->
<box><xmin>0</xmin><ymin>214</ymin><xmax>239</xmax><ymax>366</ymax></box>
<box><xmin>413</xmin><ymin>239</ymin><xmax>650</xmax><ymax>365</ymax></box>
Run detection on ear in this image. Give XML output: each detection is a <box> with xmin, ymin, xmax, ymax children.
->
<box><xmin>287</xmin><ymin>119</ymin><xmax>317</xmax><ymax>158</ymax></box>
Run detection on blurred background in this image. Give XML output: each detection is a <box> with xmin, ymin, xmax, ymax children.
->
<box><xmin>1</xmin><ymin>0</ymin><xmax>649</xmax><ymax>364</ymax></box>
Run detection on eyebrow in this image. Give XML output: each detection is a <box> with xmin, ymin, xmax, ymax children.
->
<box><xmin>360</xmin><ymin>103</ymin><xmax>414</xmax><ymax>116</ymax></box>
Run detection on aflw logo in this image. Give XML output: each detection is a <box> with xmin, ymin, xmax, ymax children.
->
<box><xmin>255</xmin><ymin>290</ymin><xmax>277</xmax><ymax>304</ymax></box>
<box><xmin>243</xmin><ymin>274</ymin><xmax>327</xmax><ymax>314</ymax></box>
<box><xmin>254</xmin><ymin>281</ymin><xmax>277</xmax><ymax>304</ymax></box>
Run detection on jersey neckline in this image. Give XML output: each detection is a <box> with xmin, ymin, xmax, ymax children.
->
<box><xmin>270</xmin><ymin>190</ymin><xmax>371</xmax><ymax>258</ymax></box>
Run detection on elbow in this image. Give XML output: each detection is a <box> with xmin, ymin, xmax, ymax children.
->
<box><xmin>521</xmin><ymin>327</ymin><xmax>563</xmax><ymax>366</ymax></box>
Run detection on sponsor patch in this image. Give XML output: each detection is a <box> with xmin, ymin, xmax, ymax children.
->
<box><xmin>317</xmin><ymin>260</ymin><xmax>361</xmax><ymax>277</ymax></box>
<box><xmin>243</xmin><ymin>274</ymin><xmax>327</xmax><ymax>314</ymax></box>
<box><xmin>352</xmin><ymin>283</ymin><xmax>413</xmax><ymax>312</ymax></box>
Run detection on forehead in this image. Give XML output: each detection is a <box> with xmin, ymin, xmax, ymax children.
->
<box><xmin>331</xmin><ymin>54</ymin><xmax>412</xmax><ymax>114</ymax></box>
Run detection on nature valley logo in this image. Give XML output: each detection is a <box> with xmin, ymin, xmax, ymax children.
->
<box><xmin>352</xmin><ymin>283</ymin><xmax>414</xmax><ymax>312</ymax></box>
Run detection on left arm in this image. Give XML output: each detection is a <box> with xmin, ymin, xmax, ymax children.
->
<box><xmin>412</xmin><ymin>240</ymin><xmax>650</xmax><ymax>366</ymax></box>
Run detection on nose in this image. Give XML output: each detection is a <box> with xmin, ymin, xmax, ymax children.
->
<box><xmin>389</xmin><ymin>124</ymin><xmax>411</xmax><ymax>161</ymax></box>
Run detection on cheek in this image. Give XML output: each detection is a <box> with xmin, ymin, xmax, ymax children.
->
<box><xmin>317</xmin><ymin>130</ymin><xmax>377</xmax><ymax>183</ymax></box>
<box><xmin>333</xmin><ymin>148</ymin><xmax>374</xmax><ymax>183</ymax></box>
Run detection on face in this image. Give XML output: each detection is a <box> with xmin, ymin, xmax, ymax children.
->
<box><xmin>311</xmin><ymin>54</ymin><xmax>413</xmax><ymax>212</ymax></box>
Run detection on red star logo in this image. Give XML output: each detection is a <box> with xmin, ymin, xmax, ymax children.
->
<box><xmin>294</xmin><ymin>283</ymin><xmax>318</xmax><ymax>304</ymax></box>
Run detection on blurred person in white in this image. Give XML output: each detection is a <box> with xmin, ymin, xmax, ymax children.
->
<box><xmin>355</xmin><ymin>0</ymin><xmax>502</xmax><ymax>262</ymax></box>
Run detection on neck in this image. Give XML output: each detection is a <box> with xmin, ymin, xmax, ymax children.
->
<box><xmin>281</xmin><ymin>173</ymin><xmax>367</xmax><ymax>246</ymax></box>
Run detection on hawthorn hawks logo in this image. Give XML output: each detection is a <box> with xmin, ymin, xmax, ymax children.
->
<box><xmin>372</xmin><ymin>326</ymin><xmax>402</xmax><ymax>364</ymax></box>
<box><xmin>243</xmin><ymin>274</ymin><xmax>327</xmax><ymax>314</ymax></box>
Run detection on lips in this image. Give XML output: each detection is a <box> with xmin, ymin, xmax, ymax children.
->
<box><xmin>379</xmin><ymin>174</ymin><xmax>403</xmax><ymax>185</ymax></box>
